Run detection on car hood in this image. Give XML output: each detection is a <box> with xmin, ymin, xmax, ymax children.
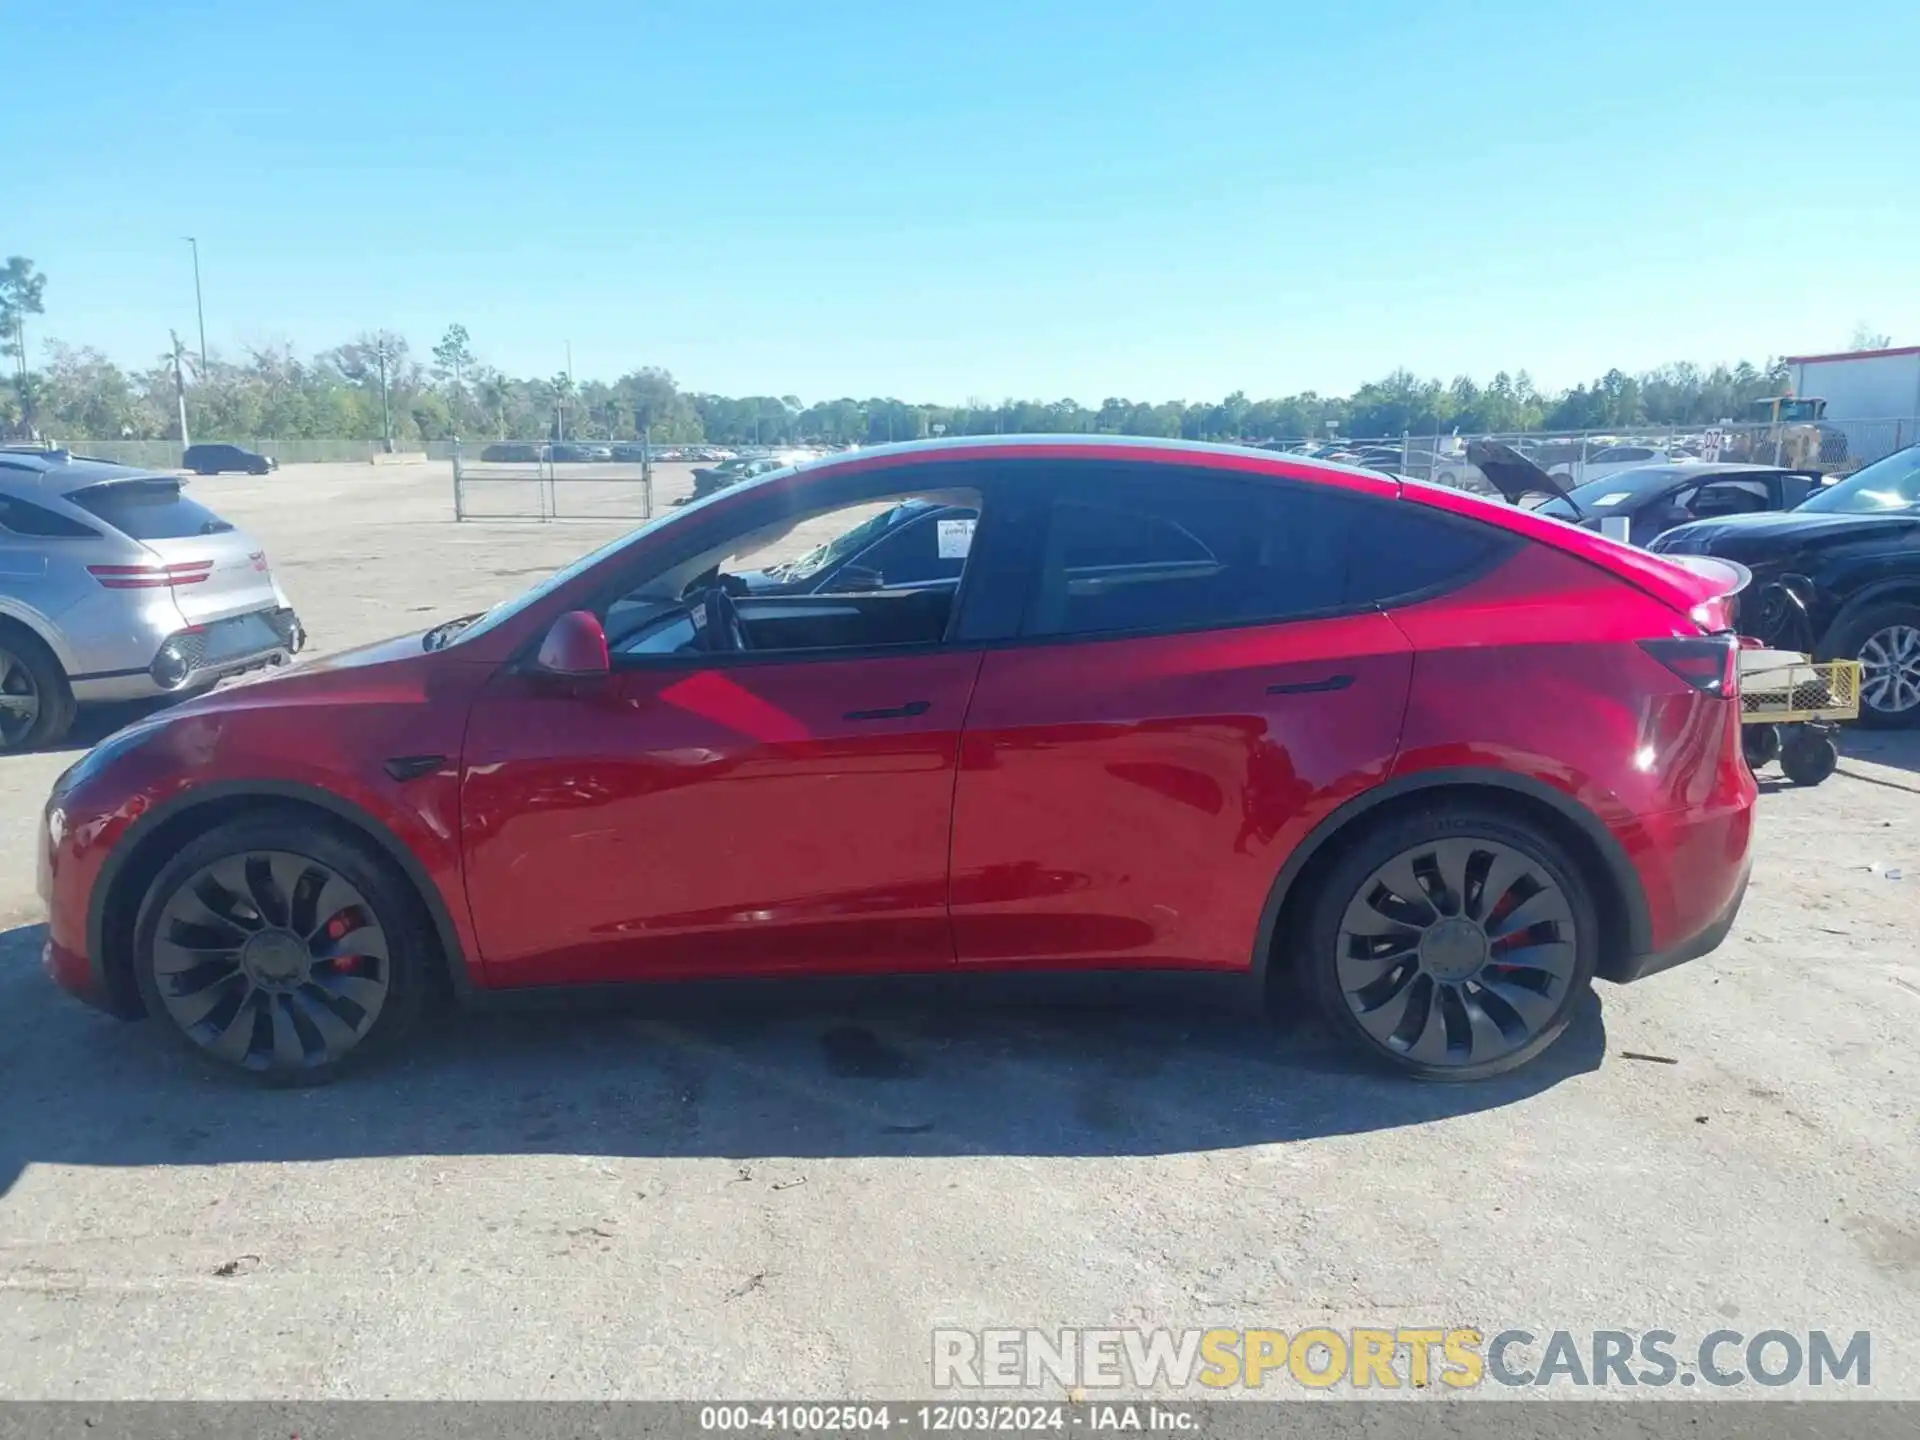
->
<box><xmin>1651</xmin><ymin>508</ymin><xmax>1920</xmax><ymax>555</ymax></box>
<box><xmin>163</xmin><ymin>628</ymin><xmax>444</xmax><ymax>716</ymax></box>
<box><xmin>1465</xmin><ymin>439</ymin><xmax>1577</xmax><ymax>507</ymax></box>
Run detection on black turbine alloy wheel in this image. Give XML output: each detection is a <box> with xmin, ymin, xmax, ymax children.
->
<box><xmin>149</xmin><ymin>848</ymin><xmax>393</xmax><ymax>1073</ymax></box>
<box><xmin>1303</xmin><ymin>810</ymin><xmax>1596</xmax><ymax>1079</ymax></box>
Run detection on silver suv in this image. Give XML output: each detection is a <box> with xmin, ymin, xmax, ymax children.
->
<box><xmin>0</xmin><ymin>448</ymin><xmax>305</xmax><ymax>750</ymax></box>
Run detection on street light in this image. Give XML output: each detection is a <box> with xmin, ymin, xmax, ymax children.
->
<box><xmin>182</xmin><ymin>238</ymin><xmax>208</xmax><ymax>377</ymax></box>
<box><xmin>373</xmin><ymin>336</ymin><xmax>395</xmax><ymax>453</ymax></box>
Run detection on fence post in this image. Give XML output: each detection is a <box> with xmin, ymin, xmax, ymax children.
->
<box><xmin>451</xmin><ymin>438</ymin><xmax>465</xmax><ymax>521</ymax></box>
<box><xmin>1400</xmin><ymin>431</ymin><xmax>1410</xmax><ymax>476</ymax></box>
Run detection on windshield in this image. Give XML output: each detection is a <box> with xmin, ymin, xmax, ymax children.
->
<box><xmin>1543</xmin><ymin>467</ymin><xmax>1683</xmax><ymax>515</ymax></box>
<box><xmin>1796</xmin><ymin>446</ymin><xmax>1920</xmax><ymax>514</ymax></box>
<box><xmin>773</xmin><ymin>500</ymin><xmax>924</xmax><ymax>580</ymax></box>
<box><xmin>446</xmin><ymin>507</ymin><xmax>686</xmax><ymax>646</ymax></box>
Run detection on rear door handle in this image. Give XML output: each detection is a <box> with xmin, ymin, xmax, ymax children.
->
<box><xmin>1267</xmin><ymin>673</ymin><xmax>1354</xmax><ymax>695</ymax></box>
<box><xmin>844</xmin><ymin>699</ymin><xmax>932</xmax><ymax>721</ymax></box>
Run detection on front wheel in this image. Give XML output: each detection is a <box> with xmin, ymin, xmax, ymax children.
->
<box><xmin>1823</xmin><ymin>603</ymin><xmax>1920</xmax><ymax>728</ymax></box>
<box><xmin>1298</xmin><ymin>806</ymin><xmax>1598</xmax><ymax>1081</ymax></box>
<box><xmin>132</xmin><ymin>814</ymin><xmax>431</xmax><ymax>1084</ymax></box>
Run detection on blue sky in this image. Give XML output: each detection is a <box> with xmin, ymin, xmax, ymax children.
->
<box><xmin>6</xmin><ymin>0</ymin><xmax>1916</xmax><ymax>401</ymax></box>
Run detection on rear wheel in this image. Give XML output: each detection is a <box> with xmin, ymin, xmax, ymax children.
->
<box><xmin>132</xmin><ymin>814</ymin><xmax>430</xmax><ymax>1084</ymax></box>
<box><xmin>1300</xmin><ymin>806</ymin><xmax>1598</xmax><ymax>1081</ymax></box>
<box><xmin>0</xmin><ymin>626</ymin><xmax>76</xmax><ymax>751</ymax></box>
<box><xmin>1823</xmin><ymin>603</ymin><xmax>1920</xmax><ymax>728</ymax></box>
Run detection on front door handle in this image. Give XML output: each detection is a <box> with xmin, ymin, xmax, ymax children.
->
<box><xmin>844</xmin><ymin>699</ymin><xmax>932</xmax><ymax>721</ymax></box>
<box><xmin>1267</xmin><ymin>673</ymin><xmax>1354</xmax><ymax>695</ymax></box>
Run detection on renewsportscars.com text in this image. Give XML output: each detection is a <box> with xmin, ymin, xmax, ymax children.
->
<box><xmin>932</xmin><ymin>1327</ymin><xmax>1872</xmax><ymax>1391</ymax></box>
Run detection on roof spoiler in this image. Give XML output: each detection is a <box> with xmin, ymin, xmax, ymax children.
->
<box><xmin>1466</xmin><ymin>438</ymin><xmax>1582</xmax><ymax>515</ymax></box>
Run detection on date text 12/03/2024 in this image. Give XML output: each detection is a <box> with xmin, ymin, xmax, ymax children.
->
<box><xmin>699</xmin><ymin>1404</ymin><xmax>1197</xmax><ymax>1433</ymax></box>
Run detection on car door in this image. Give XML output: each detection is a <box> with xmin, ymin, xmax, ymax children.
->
<box><xmin>458</xmin><ymin>471</ymin><xmax>1003</xmax><ymax>988</ymax></box>
<box><xmin>949</xmin><ymin>461</ymin><xmax>1464</xmax><ymax>972</ymax></box>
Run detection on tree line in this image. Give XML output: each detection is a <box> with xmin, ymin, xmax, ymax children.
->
<box><xmin>1</xmin><ymin>255</ymin><xmax>1822</xmax><ymax>449</ymax></box>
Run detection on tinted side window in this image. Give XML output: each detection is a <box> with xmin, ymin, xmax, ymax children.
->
<box><xmin>0</xmin><ymin>497</ymin><xmax>99</xmax><ymax>539</ymax></box>
<box><xmin>1022</xmin><ymin>470</ymin><xmax>1356</xmax><ymax>639</ymax></box>
<box><xmin>68</xmin><ymin>481</ymin><xmax>236</xmax><ymax>539</ymax></box>
<box><xmin>1345</xmin><ymin>499</ymin><xmax>1511</xmax><ymax>606</ymax></box>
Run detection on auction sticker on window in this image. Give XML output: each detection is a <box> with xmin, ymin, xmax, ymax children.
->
<box><xmin>937</xmin><ymin>518</ymin><xmax>976</xmax><ymax>559</ymax></box>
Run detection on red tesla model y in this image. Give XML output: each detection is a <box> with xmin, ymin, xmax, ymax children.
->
<box><xmin>40</xmin><ymin>437</ymin><xmax>1755</xmax><ymax>1084</ymax></box>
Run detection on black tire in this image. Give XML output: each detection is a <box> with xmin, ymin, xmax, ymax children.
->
<box><xmin>132</xmin><ymin>811</ymin><xmax>432</xmax><ymax>1085</ymax></box>
<box><xmin>0</xmin><ymin>623</ymin><xmax>76</xmax><ymax>751</ymax></box>
<box><xmin>1297</xmin><ymin>805</ymin><xmax>1599</xmax><ymax>1082</ymax></box>
<box><xmin>1820</xmin><ymin>602</ymin><xmax>1920</xmax><ymax>729</ymax></box>
<box><xmin>1742</xmin><ymin>723</ymin><xmax>1781</xmax><ymax>771</ymax></box>
<box><xmin>1779</xmin><ymin>732</ymin><xmax>1839</xmax><ymax>786</ymax></box>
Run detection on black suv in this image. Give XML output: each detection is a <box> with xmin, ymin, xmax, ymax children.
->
<box><xmin>182</xmin><ymin>442</ymin><xmax>276</xmax><ymax>475</ymax></box>
<box><xmin>1649</xmin><ymin>445</ymin><xmax>1920</xmax><ymax>727</ymax></box>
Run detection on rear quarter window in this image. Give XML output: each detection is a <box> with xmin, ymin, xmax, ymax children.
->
<box><xmin>1344</xmin><ymin>499</ymin><xmax>1515</xmax><ymax>606</ymax></box>
<box><xmin>67</xmin><ymin>481</ymin><xmax>236</xmax><ymax>539</ymax></box>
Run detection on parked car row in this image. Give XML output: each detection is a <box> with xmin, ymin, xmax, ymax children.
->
<box><xmin>475</xmin><ymin>442</ymin><xmax>623</xmax><ymax>463</ymax></box>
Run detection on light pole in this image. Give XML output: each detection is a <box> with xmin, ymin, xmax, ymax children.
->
<box><xmin>169</xmin><ymin>330</ymin><xmax>191</xmax><ymax>449</ymax></box>
<box><xmin>374</xmin><ymin>337</ymin><xmax>394</xmax><ymax>453</ymax></box>
<box><xmin>182</xmin><ymin>238</ymin><xmax>208</xmax><ymax>377</ymax></box>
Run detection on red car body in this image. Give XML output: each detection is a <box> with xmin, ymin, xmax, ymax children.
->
<box><xmin>40</xmin><ymin>437</ymin><xmax>1755</xmax><ymax>1076</ymax></box>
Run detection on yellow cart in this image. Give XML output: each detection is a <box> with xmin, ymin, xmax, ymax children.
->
<box><xmin>1737</xmin><ymin>651</ymin><xmax>1862</xmax><ymax>786</ymax></box>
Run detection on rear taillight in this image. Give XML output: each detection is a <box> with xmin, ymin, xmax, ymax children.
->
<box><xmin>1640</xmin><ymin>634</ymin><xmax>1739</xmax><ymax>698</ymax></box>
<box><xmin>1689</xmin><ymin>597</ymin><xmax>1734</xmax><ymax>632</ymax></box>
<box><xmin>87</xmin><ymin>561</ymin><xmax>214</xmax><ymax>590</ymax></box>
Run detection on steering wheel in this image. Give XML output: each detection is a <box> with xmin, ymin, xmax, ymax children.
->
<box><xmin>699</xmin><ymin>586</ymin><xmax>751</xmax><ymax>653</ymax></box>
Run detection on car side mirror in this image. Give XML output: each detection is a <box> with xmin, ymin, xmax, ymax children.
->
<box><xmin>536</xmin><ymin>610</ymin><xmax>610</xmax><ymax>676</ymax></box>
<box><xmin>832</xmin><ymin>563</ymin><xmax>885</xmax><ymax>592</ymax></box>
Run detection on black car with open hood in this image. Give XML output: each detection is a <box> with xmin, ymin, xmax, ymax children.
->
<box><xmin>1464</xmin><ymin>439</ymin><xmax>1825</xmax><ymax>547</ymax></box>
<box><xmin>1648</xmin><ymin>444</ymin><xmax>1920</xmax><ymax>727</ymax></box>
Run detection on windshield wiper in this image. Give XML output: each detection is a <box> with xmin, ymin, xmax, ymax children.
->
<box><xmin>422</xmin><ymin>613</ymin><xmax>485</xmax><ymax>651</ymax></box>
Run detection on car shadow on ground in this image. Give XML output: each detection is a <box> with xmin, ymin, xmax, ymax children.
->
<box><xmin>0</xmin><ymin>922</ymin><xmax>1605</xmax><ymax>1194</ymax></box>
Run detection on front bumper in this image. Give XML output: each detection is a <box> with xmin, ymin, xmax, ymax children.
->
<box><xmin>38</xmin><ymin>794</ymin><xmax>136</xmax><ymax>1016</ymax></box>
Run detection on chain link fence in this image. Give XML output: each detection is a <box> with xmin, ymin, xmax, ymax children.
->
<box><xmin>450</xmin><ymin>439</ymin><xmax>657</xmax><ymax>521</ymax></box>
